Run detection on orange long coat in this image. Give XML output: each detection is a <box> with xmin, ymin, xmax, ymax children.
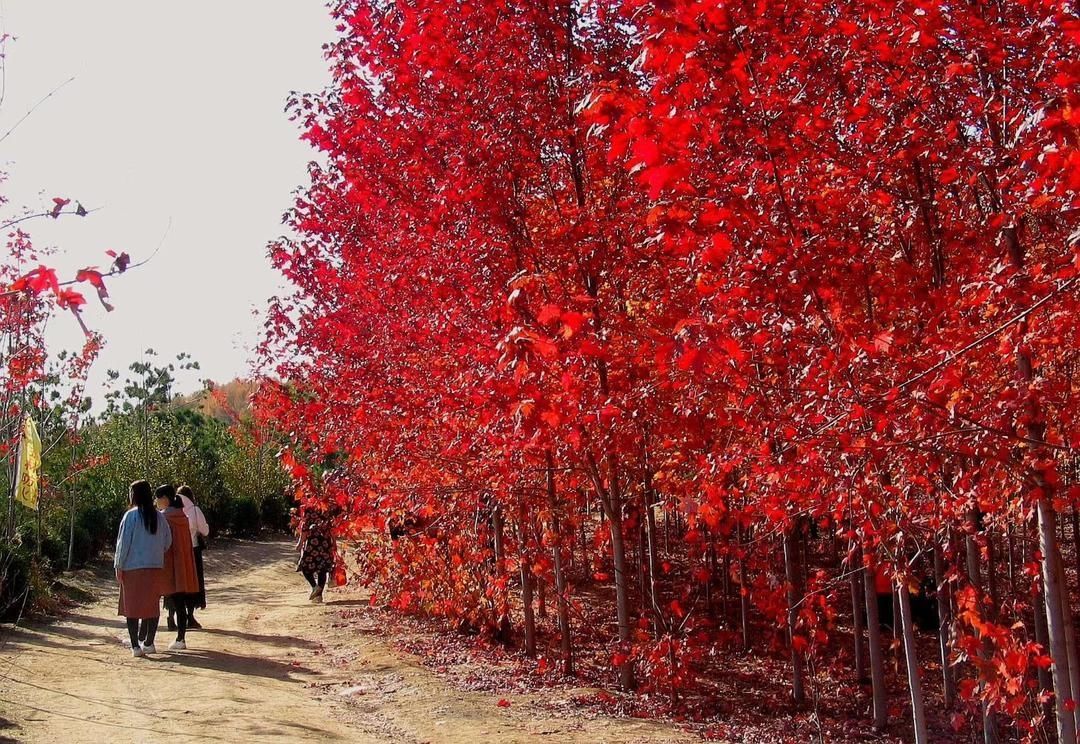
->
<box><xmin>161</xmin><ymin>508</ymin><xmax>199</xmax><ymax>595</ymax></box>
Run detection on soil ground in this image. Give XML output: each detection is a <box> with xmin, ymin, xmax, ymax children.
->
<box><xmin>0</xmin><ymin>540</ymin><xmax>692</xmax><ymax>743</ymax></box>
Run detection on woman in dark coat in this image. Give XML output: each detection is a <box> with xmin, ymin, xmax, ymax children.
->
<box><xmin>177</xmin><ymin>485</ymin><xmax>210</xmax><ymax>627</ymax></box>
<box><xmin>295</xmin><ymin>508</ymin><xmax>335</xmax><ymax>602</ymax></box>
<box><xmin>156</xmin><ymin>484</ymin><xmax>199</xmax><ymax>651</ymax></box>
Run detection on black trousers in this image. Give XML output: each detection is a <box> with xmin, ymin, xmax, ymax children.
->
<box><xmin>167</xmin><ymin>594</ymin><xmax>189</xmax><ymax>640</ymax></box>
<box><xmin>127</xmin><ymin>617</ymin><xmax>159</xmax><ymax>648</ymax></box>
<box><xmin>302</xmin><ymin>570</ymin><xmax>327</xmax><ymax>590</ymax></box>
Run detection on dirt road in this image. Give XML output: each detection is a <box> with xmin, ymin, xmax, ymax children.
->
<box><xmin>0</xmin><ymin>540</ymin><xmax>690</xmax><ymax>743</ymax></box>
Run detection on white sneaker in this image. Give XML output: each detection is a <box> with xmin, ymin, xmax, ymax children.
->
<box><xmin>132</xmin><ymin>646</ymin><xmax>145</xmax><ymax>658</ymax></box>
<box><xmin>169</xmin><ymin>640</ymin><xmax>187</xmax><ymax>651</ymax></box>
<box><xmin>141</xmin><ymin>644</ymin><xmax>157</xmax><ymax>655</ymax></box>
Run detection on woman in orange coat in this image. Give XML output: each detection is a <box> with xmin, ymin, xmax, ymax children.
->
<box><xmin>155</xmin><ymin>484</ymin><xmax>199</xmax><ymax>651</ymax></box>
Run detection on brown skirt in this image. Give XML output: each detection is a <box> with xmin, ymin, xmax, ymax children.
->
<box><xmin>117</xmin><ymin>568</ymin><xmax>164</xmax><ymax>619</ymax></box>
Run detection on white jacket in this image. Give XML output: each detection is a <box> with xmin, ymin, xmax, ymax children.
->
<box><xmin>180</xmin><ymin>494</ymin><xmax>210</xmax><ymax>547</ymax></box>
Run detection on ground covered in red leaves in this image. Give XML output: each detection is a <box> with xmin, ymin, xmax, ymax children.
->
<box><xmin>329</xmin><ymin>586</ymin><xmax>982</xmax><ymax>743</ymax></box>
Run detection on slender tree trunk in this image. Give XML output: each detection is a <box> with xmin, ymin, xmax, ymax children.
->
<box><xmin>608</xmin><ymin>477</ymin><xmax>633</xmax><ymax>688</ymax></box>
<box><xmin>35</xmin><ymin>500</ymin><xmax>42</xmax><ymax>557</ymax></box>
<box><xmin>704</xmin><ymin>528</ymin><xmax>714</xmax><ymax>614</ymax></box>
<box><xmin>966</xmin><ymin>526</ymin><xmax>1000</xmax><ymax>743</ymax></box>
<box><xmin>67</xmin><ymin>474</ymin><xmax>76</xmax><ymax>573</ymax></box>
<box><xmin>987</xmin><ymin>532</ymin><xmax>999</xmax><ymax>611</ymax></box>
<box><xmin>1006</xmin><ymin>523</ymin><xmax>1016</xmax><ymax>593</ymax></box>
<box><xmin>933</xmin><ymin>541</ymin><xmax>956</xmax><ymax>707</ymax></box>
<box><xmin>721</xmin><ymin>539</ymin><xmax>731</xmax><ymax>627</ymax></box>
<box><xmin>607</xmin><ymin>492</ymin><xmax>633</xmax><ymax>689</ymax></box>
<box><xmin>579</xmin><ymin>494</ymin><xmax>588</xmax><ymax>568</ymax></box>
<box><xmin>1039</xmin><ymin>499</ymin><xmax>1078</xmax><ymax>742</ymax></box>
<box><xmin>545</xmin><ymin>452</ymin><xmax>573</xmax><ymax>675</ymax></box>
<box><xmin>664</xmin><ymin>503</ymin><xmax>671</xmax><ymax>554</ymax></box>
<box><xmin>639</xmin><ymin>518</ymin><xmax>649</xmax><ymax>611</ymax></box>
<box><xmin>493</xmin><ymin>504</ymin><xmax>505</xmax><ymax>567</ymax></box>
<box><xmin>830</xmin><ymin>521</ymin><xmax>840</xmax><ymax>568</ymax></box>
<box><xmin>1033</xmin><ymin>568</ymin><xmax>1054</xmax><ymax>708</ymax></box>
<box><xmin>891</xmin><ymin>586</ymin><xmax>902</xmax><ymax>672</ymax></box>
<box><xmin>863</xmin><ymin>556</ymin><xmax>888</xmax><ymax>730</ymax></box>
<box><xmin>739</xmin><ymin>524</ymin><xmax>751</xmax><ymax>651</ymax></box>
<box><xmin>1057</xmin><ymin>551</ymin><xmax>1080</xmax><ymax>736</ymax></box>
<box><xmin>784</xmin><ymin>527</ymin><xmax>806</xmax><ymax>705</ymax></box>
<box><xmin>642</xmin><ymin>465</ymin><xmax>662</xmax><ymax>635</ymax></box>
<box><xmin>897</xmin><ymin>580</ymin><xmax>929</xmax><ymax>744</ymax></box>
<box><xmin>587</xmin><ymin>452</ymin><xmax>634</xmax><ymax>690</ymax></box>
<box><xmin>518</xmin><ymin>504</ymin><xmax>536</xmax><ymax>658</ymax></box>
<box><xmin>1072</xmin><ymin>506</ymin><xmax>1080</xmax><ymax>587</ymax></box>
<box><xmin>1000</xmin><ymin>195</ymin><xmax>1077</xmax><ymax>742</ymax></box>
<box><xmin>851</xmin><ymin>564</ymin><xmax>868</xmax><ymax>682</ymax></box>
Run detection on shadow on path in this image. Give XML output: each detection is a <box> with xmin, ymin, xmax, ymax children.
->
<box><xmin>199</xmin><ymin>626</ymin><xmax>320</xmax><ymax>650</ymax></box>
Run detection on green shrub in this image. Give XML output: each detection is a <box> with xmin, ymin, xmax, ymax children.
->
<box><xmin>0</xmin><ymin>541</ymin><xmax>31</xmax><ymax>622</ymax></box>
<box><xmin>229</xmin><ymin>496</ymin><xmax>261</xmax><ymax>538</ymax></box>
<box><xmin>260</xmin><ymin>491</ymin><xmax>292</xmax><ymax>532</ymax></box>
<box><xmin>205</xmin><ymin>497</ymin><xmax>233</xmax><ymax>538</ymax></box>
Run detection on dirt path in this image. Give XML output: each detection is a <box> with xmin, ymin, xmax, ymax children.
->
<box><xmin>0</xmin><ymin>540</ymin><xmax>692</xmax><ymax>744</ymax></box>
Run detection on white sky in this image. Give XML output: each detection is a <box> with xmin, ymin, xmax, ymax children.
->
<box><xmin>0</xmin><ymin>1</ymin><xmax>333</xmax><ymax>406</ymax></box>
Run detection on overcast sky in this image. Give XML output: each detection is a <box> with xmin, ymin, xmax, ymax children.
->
<box><xmin>0</xmin><ymin>1</ymin><xmax>333</xmax><ymax>406</ymax></box>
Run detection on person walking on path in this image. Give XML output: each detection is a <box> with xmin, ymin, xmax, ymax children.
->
<box><xmin>177</xmin><ymin>485</ymin><xmax>210</xmax><ymax>628</ymax></box>
<box><xmin>155</xmin><ymin>484</ymin><xmax>200</xmax><ymax>651</ymax></box>
<box><xmin>296</xmin><ymin>506</ymin><xmax>336</xmax><ymax>603</ymax></box>
<box><xmin>115</xmin><ymin>480</ymin><xmax>172</xmax><ymax>657</ymax></box>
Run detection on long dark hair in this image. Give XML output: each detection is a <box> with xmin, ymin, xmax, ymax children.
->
<box><xmin>177</xmin><ymin>484</ymin><xmax>195</xmax><ymax>503</ymax></box>
<box><xmin>155</xmin><ymin>483</ymin><xmax>182</xmax><ymax>509</ymax></box>
<box><xmin>130</xmin><ymin>480</ymin><xmax>157</xmax><ymax>534</ymax></box>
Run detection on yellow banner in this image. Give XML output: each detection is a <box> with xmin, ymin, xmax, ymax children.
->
<box><xmin>15</xmin><ymin>415</ymin><xmax>41</xmax><ymax>511</ymax></box>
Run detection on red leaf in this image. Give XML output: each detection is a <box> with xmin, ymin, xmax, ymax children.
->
<box><xmin>50</xmin><ymin>197</ymin><xmax>70</xmax><ymax>218</ymax></box>
<box><xmin>75</xmin><ymin>268</ymin><xmax>105</xmax><ymax>289</ymax></box>
<box><xmin>702</xmin><ymin>233</ymin><xmax>733</xmax><ymax>267</ymax></box>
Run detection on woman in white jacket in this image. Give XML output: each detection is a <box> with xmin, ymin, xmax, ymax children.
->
<box><xmin>175</xmin><ymin>485</ymin><xmax>210</xmax><ymax>629</ymax></box>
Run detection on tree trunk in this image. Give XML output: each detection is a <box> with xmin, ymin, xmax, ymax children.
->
<box><xmin>518</xmin><ymin>504</ymin><xmax>536</xmax><ymax>658</ymax></box>
<box><xmin>546</xmin><ymin>451</ymin><xmax>573</xmax><ymax>675</ymax></box>
<box><xmin>1039</xmin><ymin>498</ymin><xmax>1078</xmax><ymax>743</ymax></box>
<box><xmin>704</xmin><ymin>528</ymin><xmax>714</xmax><ymax>614</ymax></box>
<box><xmin>1006</xmin><ymin>523</ymin><xmax>1016</xmax><ymax>593</ymax></box>
<box><xmin>1033</xmin><ymin>567</ymin><xmax>1054</xmax><ymax>711</ymax></box>
<box><xmin>607</xmin><ymin>492</ymin><xmax>633</xmax><ymax>689</ymax></box>
<box><xmin>891</xmin><ymin>586</ymin><xmax>902</xmax><ymax>672</ymax></box>
<box><xmin>739</xmin><ymin>524</ymin><xmax>751</xmax><ymax>652</ymax></box>
<box><xmin>579</xmin><ymin>493</ymin><xmax>588</xmax><ymax>568</ymax></box>
<box><xmin>1001</xmin><ymin>191</ymin><xmax>1077</xmax><ymax>742</ymax></box>
<box><xmin>587</xmin><ymin>451</ymin><xmax>634</xmax><ymax>691</ymax></box>
<box><xmin>643</xmin><ymin>471</ymin><xmax>662</xmax><ymax>635</ymax></box>
<box><xmin>987</xmin><ymin>532</ymin><xmax>999</xmax><ymax>611</ymax></box>
<box><xmin>1056</xmin><ymin>549</ymin><xmax>1080</xmax><ymax>736</ymax></box>
<box><xmin>933</xmin><ymin>541</ymin><xmax>956</xmax><ymax>707</ymax></box>
<box><xmin>721</xmin><ymin>539</ymin><xmax>731</xmax><ymax>627</ymax></box>
<box><xmin>664</xmin><ymin>503</ymin><xmax>671</xmax><ymax>554</ymax></box>
<box><xmin>897</xmin><ymin>580</ymin><xmax>929</xmax><ymax>744</ymax></box>
<box><xmin>1072</xmin><ymin>507</ymin><xmax>1080</xmax><ymax>588</ymax></box>
<box><xmin>66</xmin><ymin>436</ymin><xmax>77</xmax><ymax>570</ymax></box>
<box><xmin>966</xmin><ymin>526</ymin><xmax>999</xmax><ymax>743</ymax></box>
<box><xmin>784</xmin><ymin>527</ymin><xmax>806</xmax><ymax>705</ymax></box>
<box><xmin>493</xmin><ymin>503</ymin><xmax>505</xmax><ymax>567</ymax></box>
<box><xmin>863</xmin><ymin>556</ymin><xmax>888</xmax><ymax>731</ymax></box>
<box><xmin>851</xmin><ymin>564</ymin><xmax>868</xmax><ymax>682</ymax></box>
